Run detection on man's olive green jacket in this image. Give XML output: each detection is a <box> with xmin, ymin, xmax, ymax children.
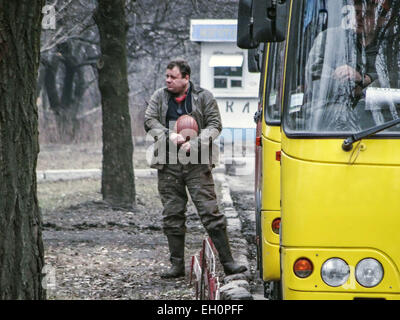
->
<box><xmin>144</xmin><ymin>82</ymin><xmax>222</xmax><ymax>169</ymax></box>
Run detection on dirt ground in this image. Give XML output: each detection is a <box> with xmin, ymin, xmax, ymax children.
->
<box><xmin>37</xmin><ymin>144</ymin><xmax>257</xmax><ymax>300</ymax></box>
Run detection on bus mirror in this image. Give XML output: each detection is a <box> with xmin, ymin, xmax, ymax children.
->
<box><xmin>253</xmin><ymin>0</ymin><xmax>288</xmax><ymax>42</ymax></box>
<box><xmin>247</xmin><ymin>43</ymin><xmax>264</xmax><ymax>73</ymax></box>
<box><xmin>237</xmin><ymin>0</ymin><xmax>259</xmax><ymax>49</ymax></box>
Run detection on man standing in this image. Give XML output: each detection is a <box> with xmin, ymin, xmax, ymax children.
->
<box><xmin>145</xmin><ymin>60</ymin><xmax>247</xmax><ymax>278</ymax></box>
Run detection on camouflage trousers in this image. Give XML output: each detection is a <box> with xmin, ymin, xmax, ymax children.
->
<box><xmin>157</xmin><ymin>164</ymin><xmax>227</xmax><ymax>236</ymax></box>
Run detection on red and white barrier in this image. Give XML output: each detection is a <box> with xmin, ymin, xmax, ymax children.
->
<box><xmin>190</xmin><ymin>237</ymin><xmax>220</xmax><ymax>300</ymax></box>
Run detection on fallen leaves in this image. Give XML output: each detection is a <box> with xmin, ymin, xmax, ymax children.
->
<box><xmin>41</xmin><ymin>177</ymin><xmax>213</xmax><ymax>300</ymax></box>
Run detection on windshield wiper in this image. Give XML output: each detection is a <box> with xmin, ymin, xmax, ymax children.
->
<box><xmin>342</xmin><ymin>117</ymin><xmax>400</xmax><ymax>151</ymax></box>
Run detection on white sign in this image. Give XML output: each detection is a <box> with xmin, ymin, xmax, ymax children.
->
<box><xmin>216</xmin><ymin>98</ymin><xmax>258</xmax><ymax>128</ymax></box>
<box><xmin>289</xmin><ymin>93</ymin><xmax>304</xmax><ymax>114</ymax></box>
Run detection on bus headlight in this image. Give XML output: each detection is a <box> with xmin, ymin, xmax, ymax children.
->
<box><xmin>321</xmin><ymin>258</ymin><xmax>350</xmax><ymax>287</ymax></box>
<box><xmin>355</xmin><ymin>258</ymin><xmax>383</xmax><ymax>288</ymax></box>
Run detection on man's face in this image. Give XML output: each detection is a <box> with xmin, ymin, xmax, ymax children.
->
<box><xmin>354</xmin><ymin>4</ymin><xmax>377</xmax><ymax>34</ymax></box>
<box><xmin>166</xmin><ymin>66</ymin><xmax>189</xmax><ymax>95</ymax></box>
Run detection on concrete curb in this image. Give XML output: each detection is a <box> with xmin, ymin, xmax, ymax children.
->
<box><xmin>214</xmin><ymin>172</ymin><xmax>253</xmax><ymax>300</ymax></box>
<box><xmin>37</xmin><ymin>165</ymin><xmax>226</xmax><ymax>183</ymax></box>
<box><xmin>37</xmin><ymin>168</ymin><xmax>157</xmax><ymax>182</ymax></box>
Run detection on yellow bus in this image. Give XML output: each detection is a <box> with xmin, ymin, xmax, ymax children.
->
<box><xmin>240</xmin><ymin>0</ymin><xmax>400</xmax><ymax>299</ymax></box>
<box><xmin>282</xmin><ymin>0</ymin><xmax>400</xmax><ymax>299</ymax></box>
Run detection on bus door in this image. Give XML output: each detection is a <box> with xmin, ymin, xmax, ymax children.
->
<box><xmin>254</xmin><ymin>43</ymin><xmax>268</xmax><ymax>280</ymax></box>
<box><xmin>258</xmin><ymin>40</ymin><xmax>286</xmax><ymax>299</ymax></box>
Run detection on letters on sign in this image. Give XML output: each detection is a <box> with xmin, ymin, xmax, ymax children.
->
<box><xmin>226</xmin><ymin>101</ymin><xmax>234</xmax><ymax>113</ymax></box>
<box><xmin>225</xmin><ymin>101</ymin><xmax>251</xmax><ymax>113</ymax></box>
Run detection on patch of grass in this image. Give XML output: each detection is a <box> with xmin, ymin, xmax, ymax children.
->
<box><xmin>37</xmin><ymin>143</ymin><xmax>150</xmax><ymax>171</ymax></box>
<box><xmin>38</xmin><ymin>179</ymin><xmax>101</xmax><ymax>212</ymax></box>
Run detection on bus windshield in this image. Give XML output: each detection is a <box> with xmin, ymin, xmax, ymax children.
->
<box><xmin>284</xmin><ymin>0</ymin><xmax>400</xmax><ymax>137</ymax></box>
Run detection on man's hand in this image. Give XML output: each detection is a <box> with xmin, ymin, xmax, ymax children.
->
<box><xmin>170</xmin><ymin>132</ymin><xmax>185</xmax><ymax>145</ymax></box>
<box><xmin>334</xmin><ymin>65</ymin><xmax>363</xmax><ymax>83</ymax></box>
<box><xmin>180</xmin><ymin>141</ymin><xmax>191</xmax><ymax>152</ymax></box>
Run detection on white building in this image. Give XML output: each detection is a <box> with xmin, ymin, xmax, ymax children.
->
<box><xmin>190</xmin><ymin>19</ymin><xmax>260</xmax><ymax>144</ymax></box>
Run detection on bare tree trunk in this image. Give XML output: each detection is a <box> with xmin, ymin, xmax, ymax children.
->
<box><xmin>0</xmin><ymin>0</ymin><xmax>46</xmax><ymax>299</ymax></box>
<box><xmin>43</xmin><ymin>56</ymin><xmax>62</xmax><ymax>113</ymax></box>
<box><xmin>95</xmin><ymin>0</ymin><xmax>136</xmax><ymax>209</ymax></box>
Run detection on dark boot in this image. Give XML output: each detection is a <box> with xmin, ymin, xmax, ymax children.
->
<box><xmin>208</xmin><ymin>229</ymin><xmax>247</xmax><ymax>275</ymax></box>
<box><xmin>160</xmin><ymin>234</ymin><xmax>185</xmax><ymax>278</ymax></box>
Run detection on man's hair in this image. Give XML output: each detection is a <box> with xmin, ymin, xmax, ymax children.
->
<box><xmin>167</xmin><ymin>60</ymin><xmax>191</xmax><ymax>78</ymax></box>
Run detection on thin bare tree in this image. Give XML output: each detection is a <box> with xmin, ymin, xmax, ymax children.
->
<box><xmin>95</xmin><ymin>0</ymin><xmax>136</xmax><ymax>209</ymax></box>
